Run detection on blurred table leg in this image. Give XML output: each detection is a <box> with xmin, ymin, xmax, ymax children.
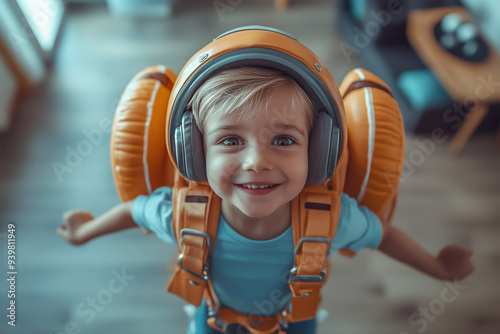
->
<box><xmin>496</xmin><ymin>122</ymin><xmax>500</xmax><ymax>149</ymax></box>
<box><xmin>448</xmin><ymin>103</ymin><xmax>489</xmax><ymax>156</ymax></box>
<box><xmin>275</xmin><ymin>0</ymin><xmax>289</xmax><ymax>11</ymax></box>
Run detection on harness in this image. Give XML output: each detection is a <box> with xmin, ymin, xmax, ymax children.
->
<box><xmin>110</xmin><ymin>27</ymin><xmax>404</xmax><ymax>334</ymax></box>
<box><xmin>167</xmin><ymin>165</ymin><xmax>345</xmax><ymax>333</ymax></box>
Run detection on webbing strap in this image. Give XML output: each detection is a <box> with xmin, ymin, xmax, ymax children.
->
<box><xmin>286</xmin><ymin>185</ymin><xmax>341</xmax><ymax>322</ymax></box>
<box><xmin>167</xmin><ymin>178</ymin><xmax>221</xmax><ymax>307</ymax></box>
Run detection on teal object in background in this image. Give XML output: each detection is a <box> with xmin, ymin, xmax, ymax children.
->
<box><xmin>350</xmin><ymin>0</ymin><xmax>367</xmax><ymax>22</ymax></box>
<box><xmin>106</xmin><ymin>0</ymin><xmax>172</xmax><ymax>17</ymax></box>
<box><xmin>397</xmin><ymin>69</ymin><xmax>452</xmax><ymax>111</ymax></box>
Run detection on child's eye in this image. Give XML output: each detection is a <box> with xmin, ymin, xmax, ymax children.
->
<box><xmin>219</xmin><ymin>136</ymin><xmax>243</xmax><ymax>146</ymax></box>
<box><xmin>272</xmin><ymin>136</ymin><xmax>295</xmax><ymax>146</ymax></box>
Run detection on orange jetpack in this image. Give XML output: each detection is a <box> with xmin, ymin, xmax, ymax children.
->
<box><xmin>110</xmin><ymin>26</ymin><xmax>404</xmax><ymax>334</ymax></box>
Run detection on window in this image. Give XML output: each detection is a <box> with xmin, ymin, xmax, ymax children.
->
<box><xmin>8</xmin><ymin>0</ymin><xmax>66</xmax><ymax>61</ymax></box>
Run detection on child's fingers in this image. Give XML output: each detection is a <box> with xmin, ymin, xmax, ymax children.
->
<box><xmin>439</xmin><ymin>245</ymin><xmax>475</xmax><ymax>280</ymax></box>
<box><xmin>56</xmin><ymin>226</ymin><xmax>68</xmax><ymax>241</ymax></box>
<box><xmin>457</xmin><ymin>261</ymin><xmax>475</xmax><ymax>280</ymax></box>
<box><xmin>59</xmin><ymin>210</ymin><xmax>93</xmax><ymax>245</ymax></box>
<box><xmin>62</xmin><ymin>210</ymin><xmax>94</xmax><ymax>227</ymax></box>
<box><xmin>441</xmin><ymin>244</ymin><xmax>473</xmax><ymax>260</ymax></box>
<box><xmin>62</xmin><ymin>209</ymin><xmax>82</xmax><ymax>222</ymax></box>
<box><xmin>57</xmin><ymin>224</ymin><xmax>82</xmax><ymax>245</ymax></box>
<box><xmin>451</xmin><ymin>244</ymin><xmax>473</xmax><ymax>256</ymax></box>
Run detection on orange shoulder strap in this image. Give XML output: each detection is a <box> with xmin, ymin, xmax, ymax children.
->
<box><xmin>283</xmin><ymin>145</ymin><xmax>347</xmax><ymax>323</ymax></box>
<box><xmin>166</xmin><ymin>177</ymin><xmax>221</xmax><ymax>307</ymax></box>
<box><xmin>285</xmin><ymin>183</ymin><xmax>342</xmax><ymax>322</ymax></box>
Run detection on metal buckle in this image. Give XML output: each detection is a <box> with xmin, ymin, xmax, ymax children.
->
<box><xmin>288</xmin><ymin>237</ymin><xmax>331</xmax><ymax>284</ymax></box>
<box><xmin>178</xmin><ymin>229</ymin><xmax>212</xmax><ymax>281</ymax></box>
<box><xmin>179</xmin><ymin>228</ymin><xmax>212</xmax><ymax>251</ymax></box>
<box><xmin>294</xmin><ymin>236</ymin><xmax>332</xmax><ymax>255</ymax></box>
<box><xmin>178</xmin><ymin>254</ymin><xmax>209</xmax><ymax>281</ymax></box>
<box><xmin>288</xmin><ymin>266</ymin><xmax>327</xmax><ymax>284</ymax></box>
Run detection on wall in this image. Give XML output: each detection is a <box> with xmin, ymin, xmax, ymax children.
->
<box><xmin>0</xmin><ymin>1</ymin><xmax>47</xmax><ymax>131</ymax></box>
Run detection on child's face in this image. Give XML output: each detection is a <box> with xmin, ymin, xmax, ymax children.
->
<box><xmin>203</xmin><ymin>86</ymin><xmax>309</xmax><ymax>219</ymax></box>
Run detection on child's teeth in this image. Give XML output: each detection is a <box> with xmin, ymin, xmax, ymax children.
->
<box><xmin>244</xmin><ymin>184</ymin><xmax>272</xmax><ymax>189</ymax></box>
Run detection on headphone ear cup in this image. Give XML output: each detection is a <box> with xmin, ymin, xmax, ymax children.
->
<box><xmin>174</xmin><ymin>113</ymin><xmax>207</xmax><ymax>182</ymax></box>
<box><xmin>307</xmin><ymin>112</ymin><xmax>340</xmax><ymax>185</ymax></box>
<box><xmin>174</xmin><ymin>126</ymin><xmax>186</xmax><ymax>177</ymax></box>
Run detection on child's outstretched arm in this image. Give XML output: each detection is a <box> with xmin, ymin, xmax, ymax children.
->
<box><xmin>377</xmin><ymin>224</ymin><xmax>474</xmax><ymax>281</ymax></box>
<box><xmin>58</xmin><ymin>201</ymin><xmax>136</xmax><ymax>245</ymax></box>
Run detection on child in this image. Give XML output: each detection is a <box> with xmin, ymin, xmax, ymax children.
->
<box><xmin>58</xmin><ymin>28</ymin><xmax>474</xmax><ymax>334</ymax></box>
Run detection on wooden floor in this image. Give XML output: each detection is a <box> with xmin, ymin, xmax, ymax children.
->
<box><xmin>1</xmin><ymin>1</ymin><xmax>499</xmax><ymax>333</ymax></box>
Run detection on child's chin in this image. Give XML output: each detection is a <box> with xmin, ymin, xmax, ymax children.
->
<box><xmin>240</xmin><ymin>206</ymin><xmax>276</xmax><ymax>219</ymax></box>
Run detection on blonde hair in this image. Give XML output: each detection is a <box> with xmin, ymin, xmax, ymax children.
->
<box><xmin>187</xmin><ymin>67</ymin><xmax>315</xmax><ymax>134</ymax></box>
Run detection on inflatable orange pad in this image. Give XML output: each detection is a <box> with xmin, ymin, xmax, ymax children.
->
<box><xmin>340</xmin><ymin>68</ymin><xmax>405</xmax><ymax>224</ymax></box>
<box><xmin>111</xmin><ymin>66</ymin><xmax>178</xmax><ymax>202</ymax></box>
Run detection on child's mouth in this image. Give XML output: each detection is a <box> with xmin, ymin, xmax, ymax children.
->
<box><xmin>237</xmin><ymin>184</ymin><xmax>279</xmax><ymax>195</ymax></box>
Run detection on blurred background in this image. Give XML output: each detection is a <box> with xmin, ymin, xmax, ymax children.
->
<box><xmin>0</xmin><ymin>0</ymin><xmax>499</xmax><ymax>333</ymax></box>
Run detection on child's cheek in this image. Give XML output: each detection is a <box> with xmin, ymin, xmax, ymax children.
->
<box><xmin>207</xmin><ymin>154</ymin><xmax>240</xmax><ymax>190</ymax></box>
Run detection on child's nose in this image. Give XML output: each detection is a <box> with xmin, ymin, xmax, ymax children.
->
<box><xmin>242</xmin><ymin>146</ymin><xmax>274</xmax><ymax>172</ymax></box>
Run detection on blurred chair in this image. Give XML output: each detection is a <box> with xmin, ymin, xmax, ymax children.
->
<box><xmin>337</xmin><ymin>0</ymin><xmax>500</xmax><ymax>134</ymax></box>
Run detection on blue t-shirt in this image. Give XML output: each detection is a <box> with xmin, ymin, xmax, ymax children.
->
<box><xmin>132</xmin><ymin>187</ymin><xmax>382</xmax><ymax>317</ymax></box>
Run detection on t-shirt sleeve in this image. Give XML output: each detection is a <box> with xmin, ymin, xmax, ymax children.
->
<box><xmin>131</xmin><ymin>186</ymin><xmax>177</xmax><ymax>245</ymax></box>
<box><xmin>331</xmin><ymin>193</ymin><xmax>383</xmax><ymax>253</ymax></box>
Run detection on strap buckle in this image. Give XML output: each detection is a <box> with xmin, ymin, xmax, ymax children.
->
<box><xmin>178</xmin><ymin>228</ymin><xmax>212</xmax><ymax>281</ymax></box>
<box><xmin>179</xmin><ymin>228</ymin><xmax>212</xmax><ymax>250</ymax></box>
<box><xmin>288</xmin><ymin>266</ymin><xmax>327</xmax><ymax>284</ymax></box>
<box><xmin>288</xmin><ymin>237</ymin><xmax>331</xmax><ymax>284</ymax></box>
<box><xmin>294</xmin><ymin>236</ymin><xmax>332</xmax><ymax>256</ymax></box>
<box><xmin>208</xmin><ymin>307</ymin><xmax>286</xmax><ymax>334</ymax></box>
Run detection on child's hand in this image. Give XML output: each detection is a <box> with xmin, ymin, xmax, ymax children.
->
<box><xmin>437</xmin><ymin>245</ymin><xmax>474</xmax><ymax>280</ymax></box>
<box><xmin>58</xmin><ymin>210</ymin><xmax>94</xmax><ymax>245</ymax></box>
